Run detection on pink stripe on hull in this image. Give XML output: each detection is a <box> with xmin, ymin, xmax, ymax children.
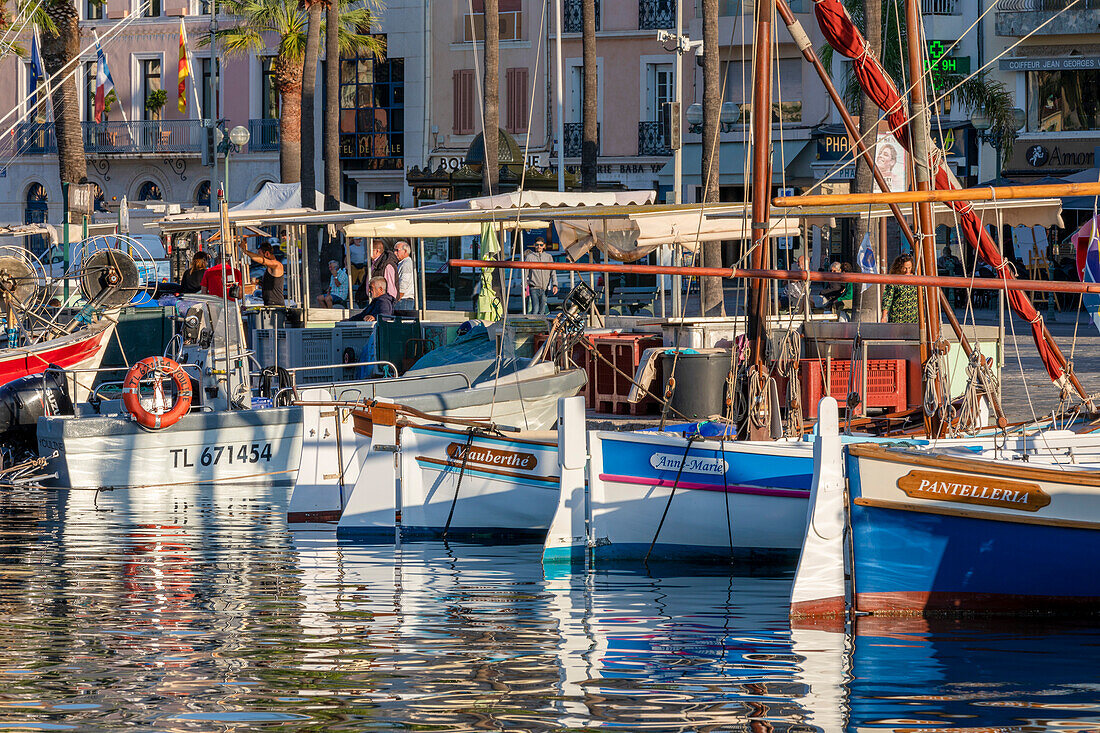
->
<box><xmin>598</xmin><ymin>473</ymin><xmax>810</xmax><ymax>499</ymax></box>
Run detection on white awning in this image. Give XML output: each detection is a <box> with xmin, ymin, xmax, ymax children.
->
<box><xmin>558</xmin><ymin>208</ymin><xmax>801</xmax><ymax>262</ymax></box>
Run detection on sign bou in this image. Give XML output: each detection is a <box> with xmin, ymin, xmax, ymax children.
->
<box><xmin>896</xmin><ymin>469</ymin><xmax>1051</xmax><ymax>512</ymax></box>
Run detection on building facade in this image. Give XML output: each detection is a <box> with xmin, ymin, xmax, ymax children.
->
<box><xmin>994</xmin><ymin>0</ymin><xmax>1100</xmax><ymax>180</ymax></box>
<box><xmin>0</xmin><ymin>0</ymin><xmax>280</xmax><ymax>243</ymax></box>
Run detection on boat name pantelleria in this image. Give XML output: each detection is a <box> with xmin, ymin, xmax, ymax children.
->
<box><xmin>897</xmin><ymin>470</ymin><xmax>1051</xmax><ymax>512</ymax></box>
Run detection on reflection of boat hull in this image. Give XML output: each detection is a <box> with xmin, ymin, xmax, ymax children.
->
<box><xmin>39</xmin><ymin>406</ymin><xmax>304</xmax><ymax>490</ymax></box>
<box><xmin>338</xmin><ymin>424</ymin><xmax>561</xmax><ymax>540</ymax></box>
<box><xmin>587</xmin><ymin>432</ymin><xmax>811</xmax><ymax>561</ymax></box>
<box><xmin>846</xmin><ymin>443</ymin><xmax>1100</xmax><ymax>613</ymax></box>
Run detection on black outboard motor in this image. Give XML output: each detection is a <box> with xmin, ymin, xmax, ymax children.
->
<box><xmin>0</xmin><ymin>369</ymin><xmax>75</xmax><ymax>455</ymax></box>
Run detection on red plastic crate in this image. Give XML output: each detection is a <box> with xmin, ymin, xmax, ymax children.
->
<box><xmin>591</xmin><ymin>333</ymin><xmax>663</xmax><ymax>415</ymax></box>
<box><xmin>800</xmin><ymin>358</ymin><xmax>908</xmax><ymax>418</ymax></box>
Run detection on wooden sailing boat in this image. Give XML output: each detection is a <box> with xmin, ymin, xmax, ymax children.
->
<box><xmin>787</xmin><ymin>0</ymin><xmax>1100</xmax><ymax>614</ymax></box>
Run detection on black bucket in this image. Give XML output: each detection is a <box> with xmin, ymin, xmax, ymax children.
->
<box><xmin>660</xmin><ymin>352</ymin><xmax>731</xmax><ymax>420</ymax></box>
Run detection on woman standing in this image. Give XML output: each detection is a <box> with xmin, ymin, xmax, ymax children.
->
<box><xmin>881</xmin><ymin>254</ymin><xmax>918</xmax><ymax>323</ymax></box>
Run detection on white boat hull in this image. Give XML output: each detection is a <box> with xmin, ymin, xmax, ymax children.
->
<box><xmin>337</xmin><ymin>424</ymin><xmax>561</xmax><ymax>540</ymax></box>
<box><xmin>38</xmin><ymin>406</ymin><xmax>304</xmax><ymax>490</ymax></box>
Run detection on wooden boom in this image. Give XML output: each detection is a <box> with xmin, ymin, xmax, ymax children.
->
<box><xmin>772</xmin><ymin>181</ymin><xmax>1100</xmax><ymax>208</ymax></box>
<box><xmin>449</xmin><ymin>259</ymin><xmax>1100</xmax><ymax>294</ymax></box>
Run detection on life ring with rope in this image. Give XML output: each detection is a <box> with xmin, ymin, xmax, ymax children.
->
<box><xmin>122</xmin><ymin>356</ymin><xmax>192</xmax><ymax>430</ymax></box>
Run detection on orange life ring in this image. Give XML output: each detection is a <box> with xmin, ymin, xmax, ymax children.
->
<box><xmin>122</xmin><ymin>356</ymin><xmax>192</xmax><ymax>430</ymax></box>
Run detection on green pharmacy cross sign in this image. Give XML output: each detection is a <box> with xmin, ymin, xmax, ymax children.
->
<box><xmin>926</xmin><ymin>40</ymin><xmax>971</xmax><ymax>80</ymax></box>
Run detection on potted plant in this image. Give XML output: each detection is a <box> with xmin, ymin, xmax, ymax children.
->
<box><xmin>103</xmin><ymin>89</ymin><xmax>117</xmax><ymax>120</ymax></box>
<box><xmin>145</xmin><ymin>88</ymin><xmax>167</xmax><ymax>120</ymax></box>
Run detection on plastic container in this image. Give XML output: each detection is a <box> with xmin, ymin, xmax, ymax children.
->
<box><xmin>660</xmin><ymin>352</ymin><xmax>731</xmax><ymax>420</ymax></box>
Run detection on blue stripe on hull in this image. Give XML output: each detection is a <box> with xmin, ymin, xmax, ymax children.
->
<box><xmin>850</xmin><ymin>503</ymin><xmax>1100</xmax><ymax>603</ymax></box>
<box><xmin>600</xmin><ymin>437</ymin><xmax>813</xmax><ymax>491</ymax></box>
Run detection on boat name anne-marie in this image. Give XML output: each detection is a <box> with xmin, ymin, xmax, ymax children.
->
<box><xmin>446</xmin><ymin>442</ymin><xmax>537</xmax><ymax>470</ymax></box>
<box><xmin>170</xmin><ymin>443</ymin><xmax>274</xmax><ymax>468</ymax></box>
<box><xmin>897</xmin><ymin>470</ymin><xmax>1051</xmax><ymax>512</ymax></box>
<box><xmin>649</xmin><ymin>452</ymin><xmax>728</xmax><ymax>476</ymax></box>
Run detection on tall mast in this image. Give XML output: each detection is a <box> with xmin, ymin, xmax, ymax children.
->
<box><xmin>741</xmin><ymin>0</ymin><xmax>775</xmax><ymax>440</ymax></box>
<box><xmin>904</xmin><ymin>0</ymin><xmax>945</xmax><ymax>435</ymax></box>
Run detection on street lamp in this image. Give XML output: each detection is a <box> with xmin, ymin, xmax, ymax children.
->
<box><xmin>217</xmin><ymin>124</ymin><xmax>251</xmax><ymax>204</ymax></box>
<box><xmin>971</xmin><ymin>107</ymin><xmax>1025</xmax><ymax>180</ymax></box>
<box><xmin>687</xmin><ymin>101</ymin><xmax>741</xmax><ymax>134</ymax></box>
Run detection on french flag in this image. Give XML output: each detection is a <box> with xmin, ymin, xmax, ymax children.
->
<box><xmin>93</xmin><ymin>41</ymin><xmax>115</xmax><ymax>124</ymax></box>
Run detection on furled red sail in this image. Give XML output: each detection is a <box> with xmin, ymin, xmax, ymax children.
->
<box><xmin>813</xmin><ymin>0</ymin><xmax>1067</xmax><ymax>383</ymax></box>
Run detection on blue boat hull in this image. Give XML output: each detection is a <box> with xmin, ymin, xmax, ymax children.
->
<box><xmin>846</xmin><ymin>447</ymin><xmax>1100</xmax><ymax>613</ymax></box>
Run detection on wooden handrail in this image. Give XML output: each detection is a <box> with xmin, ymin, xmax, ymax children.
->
<box><xmin>449</xmin><ymin>259</ymin><xmax>1100</xmax><ymax>294</ymax></box>
<box><xmin>773</xmin><ymin>181</ymin><xmax>1100</xmax><ymax>208</ymax></box>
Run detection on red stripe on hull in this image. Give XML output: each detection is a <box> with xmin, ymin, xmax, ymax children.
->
<box><xmin>790</xmin><ymin>597</ymin><xmax>846</xmax><ymax>619</ymax></box>
<box><xmin>855</xmin><ymin>591</ymin><xmax>1100</xmax><ymax>615</ymax></box>
<box><xmin>0</xmin><ymin>329</ymin><xmax>109</xmax><ymax>384</ymax></box>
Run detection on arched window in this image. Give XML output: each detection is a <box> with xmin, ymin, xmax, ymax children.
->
<box><xmin>137</xmin><ymin>181</ymin><xmax>162</xmax><ymax>201</ymax></box>
<box><xmin>24</xmin><ymin>183</ymin><xmax>48</xmax><ymax>255</ymax></box>
<box><xmin>195</xmin><ymin>180</ymin><xmax>211</xmax><ymax>209</ymax></box>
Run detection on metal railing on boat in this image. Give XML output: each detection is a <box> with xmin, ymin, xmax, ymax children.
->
<box><xmin>272</xmin><ymin>369</ymin><xmax>474</xmax><ymax>405</ymax></box>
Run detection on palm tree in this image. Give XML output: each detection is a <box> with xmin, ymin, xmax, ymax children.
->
<box><xmin>851</xmin><ymin>0</ymin><xmax>882</xmax><ymax>317</ymax></box>
<box><xmin>580</xmin><ymin>0</ymin><xmax>597</xmax><ymax>190</ymax></box>
<box><xmin>300</xmin><ymin>0</ymin><xmax>323</xmax><ymax>208</ymax></box>
<box><xmin>31</xmin><ymin>0</ymin><xmax>86</xmax><ymax>186</ymax></box>
<box><xmin>822</xmin><ymin>0</ymin><xmax>1019</xmax><ymax>171</ymax></box>
<box><xmin>211</xmin><ymin>0</ymin><xmax>381</xmax><ymax>184</ymax></box>
<box><xmin>482</xmin><ymin>0</ymin><xmax>499</xmax><ymax>195</ymax></box>
<box><xmin>323</xmin><ymin>0</ymin><xmax>339</xmax><ymax>210</ymax></box>
<box><xmin>700</xmin><ymin>0</ymin><xmax>724</xmax><ymax>316</ymax></box>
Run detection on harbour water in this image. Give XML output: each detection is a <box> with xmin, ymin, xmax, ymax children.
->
<box><xmin>0</xmin><ymin>487</ymin><xmax>1097</xmax><ymax>731</ymax></box>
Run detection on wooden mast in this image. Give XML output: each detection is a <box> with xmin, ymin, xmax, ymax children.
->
<box><xmin>742</xmin><ymin>0</ymin><xmax>776</xmax><ymax>440</ymax></box>
<box><xmin>774</xmin><ymin>0</ymin><xmax>1008</xmax><ymax>428</ymax></box>
<box><xmin>903</xmin><ymin>0</ymin><xmax>945</xmax><ymax>437</ymax></box>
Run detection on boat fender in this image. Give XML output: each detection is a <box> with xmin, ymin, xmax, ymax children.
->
<box><xmin>122</xmin><ymin>356</ymin><xmax>192</xmax><ymax>430</ymax></box>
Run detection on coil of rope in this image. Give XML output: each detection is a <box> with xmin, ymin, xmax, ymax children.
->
<box><xmin>775</xmin><ymin>329</ymin><xmax>803</xmax><ymax>437</ymax></box>
<box><xmin>922</xmin><ymin>338</ymin><xmax>955</xmax><ymax>427</ymax></box>
<box><xmin>952</xmin><ymin>346</ymin><xmax>999</xmax><ymax>437</ymax></box>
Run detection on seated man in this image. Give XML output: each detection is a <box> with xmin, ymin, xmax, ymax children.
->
<box><xmin>348</xmin><ymin>276</ymin><xmax>395</xmax><ymax>322</ymax></box>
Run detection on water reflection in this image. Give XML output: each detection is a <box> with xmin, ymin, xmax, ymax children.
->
<box><xmin>0</xmin><ymin>489</ymin><xmax>1094</xmax><ymax>730</ymax></box>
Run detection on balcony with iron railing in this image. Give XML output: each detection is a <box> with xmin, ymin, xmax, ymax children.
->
<box><xmin>564</xmin><ymin>0</ymin><xmax>599</xmax><ymax>32</ymax></box>
<box><xmin>995</xmin><ymin>0</ymin><xmax>1100</xmax><ymax>34</ymax></box>
<box><xmin>0</xmin><ymin>122</ymin><xmax>57</xmax><ymax>156</ymax></box>
<box><xmin>921</xmin><ymin>0</ymin><xmax>961</xmax><ymax>13</ymax></box>
<box><xmin>638</xmin><ymin>120</ymin><xmax>672</xmax><ymax>156</ymax></box>
<box><xmin>563</xmin><ymin>122</ymin><xmax>600</xmax><ymax>157</ymax></box>
<box><xmin>81</xmin><ymin>120</ymin><xmax>206</xmax><ymax>155</ymax></box>
<box><xmin>248</xmin><ymin>119</ymin><xmax>280</xmax><ymax>152</ymax></box>
<box><xmin>639</xmin><ymin>0</ymin><xmax>675</xmax><ymax>29</ymax></box>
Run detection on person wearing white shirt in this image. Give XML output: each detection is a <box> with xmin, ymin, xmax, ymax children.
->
<box><xmin>395</xmin><ymin>240</ymin><xmax>416</xmax><ymax>311</ymax></box>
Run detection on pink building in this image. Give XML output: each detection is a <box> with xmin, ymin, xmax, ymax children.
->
<box><xmin>0</xmin><ymin>0</ymin><xmax>279</xmax><ymax>233</ymax></box>
<box><xmin>416</xmin><ymin>0</ymin><xmax>829</xmax><ymax>202</ymax></box>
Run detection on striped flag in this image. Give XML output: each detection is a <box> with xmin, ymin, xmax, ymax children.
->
<box><xmin>177</xmin><ymin>19</ymin><xmax>190</xmax><ymax>113</ymax></box>
<box><xmin>93</xmin><ymin>41</ymin><xmax>115</xmax><ymax>124</ymax></box>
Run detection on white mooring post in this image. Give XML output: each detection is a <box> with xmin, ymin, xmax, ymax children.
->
<box><xmin>790</xmin><ymin>396</ymin><xmax>847</xmax><ymax>618</ymax></box>
<box><xmin>543</xmin><ymin>396</ymin><xmax>588</xmax><ymax>565</ymax></box>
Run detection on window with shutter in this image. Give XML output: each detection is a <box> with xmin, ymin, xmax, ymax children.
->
<box><xmin>506</xmin><ymin>67</ymin><xmax>529</xmax><ymax>134</ymax></box>
<box><xmin>453</xmin><ymin>69</ymin><xmax>475</xmax><ymax>135</ymax></box>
